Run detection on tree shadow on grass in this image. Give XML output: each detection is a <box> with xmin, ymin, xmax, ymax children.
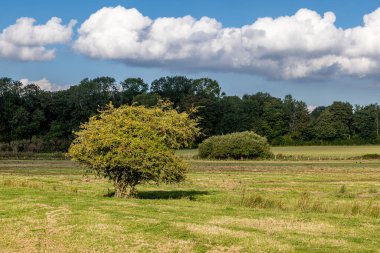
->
<box><xmin>136</xmin><ymin>190</ymin><xmax>209</xmax><ymax>200</ymax></box>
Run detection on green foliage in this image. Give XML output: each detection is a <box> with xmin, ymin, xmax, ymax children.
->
<box><xmin>353</xmin><ymin>104</ymin><xmax>380</xmax><ymax>142</ymax></box>
<box><xmin>360</xmin><ymin>153</ymin><xmax>380</xmax><ymax>159</ymax></box>
<box><xmin>151</xmin><ymin>76</ymin><xmax>194</xmax><ymax>107</ymax></box>
<box><xmin>68</xmin><ymin>103</ymin><xmax>200</xmax><ymax>197</ymax></box>
<box><xmin>198</xmin><ymin>131</ymin><xmax>273</xmax><ymax>160</ymax></box>
<box><xmin>132</xmin><ymin>92</ymin><xmax>161</xmax><ymax>107</ymax></box>
<box><xmin>1</xmin><ymin>75</ymin><xmax>380</xmax><ymax>150</ymax></box>
<box><xmin>120</xmin><ymin>78</ymin><xmax>148</xmax><ymax>104</ymax></box>
<box><xmin>311</xmin><ymin>102</ymin><xmax>353</xmax><ymax>141</ymax></box>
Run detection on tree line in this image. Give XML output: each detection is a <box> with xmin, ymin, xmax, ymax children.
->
<box><xmin>0</xmin><ymin>76</ymin><xmax>379</xmax><ymax>152</ymax></box>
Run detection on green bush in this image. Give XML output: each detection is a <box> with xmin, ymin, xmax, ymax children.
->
<box><xmin>68</xmin><ymin>103</ymin><xmax>200</xmax><ymax>198</ymax></box>
<box><xmin>361</xmin><ymin>153</ymin><xmax>380</xmax><ymax>159</ymax></box>
<box><xmin>198</xmin><ymin>131</ymin><xmax>273</xmax><ymax>159</ymax></box>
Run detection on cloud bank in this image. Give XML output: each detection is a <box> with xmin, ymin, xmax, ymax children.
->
<box><xmin>3</xmin><ymin>6</ymin><xmax>380</xmax><ymax>80</ymax></box>
<box><xmin>73</xmin><ymin>6</ymin><xmax>380</xmax><ymax>80</ymax></box>
<box><xmin>0</xmin><ymin>17</ymin><xmax>76</xmax><ymax>61</ymax></box>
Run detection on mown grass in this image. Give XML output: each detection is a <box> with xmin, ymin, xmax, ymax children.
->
<box><xmin>272</xmin><ymin>145</ymin><xmax>380</xmax><ymax>160</ymax></box>
<box><xmin>1</xmin><ymin>158</ymin><xmax>380</xmax><ymax>252</ymax></box>
<box><xmin>176</xmin><ymin>145</ymin><xmax>380</xmax><ymax>160</ymax></box>
<box><xmin>0</xmin><ymin>152</ymin><xmax>66</xmax><ymax>160</ymax></box>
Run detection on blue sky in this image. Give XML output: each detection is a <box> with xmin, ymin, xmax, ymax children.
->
<box><xmin>2</xmin><ymin>0</ymin><xmax>380</xmax><ymax>107</ymax></box>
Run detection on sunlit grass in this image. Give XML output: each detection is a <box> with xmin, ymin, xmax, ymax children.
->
<box><xmin>271</xmin><ymin>145</ymin><xmax>380</xmax><ymax>159</ymax></box>
<box><xmin>1</xmin><ymin>159</ymin><xmax>380</xmax><ymax>252</ymax></box>
<box><xmin>176</xmin><ymin>145</ymin><xmax>380</xmax><ymax>160</ymax></box>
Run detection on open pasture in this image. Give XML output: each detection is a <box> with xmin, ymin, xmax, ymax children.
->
<box><xmin>176</xmin><ymin>145</ymin><xmax>380</xmax><ymax>160</ymax></box>
<box><xmin>271</xmin><ymin>145</ymin><xmax>380</xmax><ymax>159</ymax></box>
<box><xmin>1</xmin><ymin>158</ymin><xmax>380</xmax><ymax>252</ymax></box>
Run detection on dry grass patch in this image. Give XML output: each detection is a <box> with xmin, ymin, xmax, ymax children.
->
<box><xmin>213</xmin><ymin>179</ymin><xmax>244</xmax><ymax>191</ymax></box>
<box><xmin>127</xmin><ymin>236</ymin><xmax>195</xmax><ymax>253</ymax></box>
<box><xmin>0</xmin><ymin>221</ymin><xmax>42</xmax><ymax>253</ymax></box>
<box><xmin>153</xmin><ymin>238</ymin><xmax>195</xmax><ymax>253</ymax></box>
<box><xmin>132</xmin><ymin>217</ymin><xmax>160</xmax><ymax>224</ymax></box>
<box><xmin>206</xmin><ymin>245</ymin><xmax>243</xmax><ymax>253</ymax></box>
<box><xmin>175</xmin><ymin>222</ymin><xmax>295</xmax><ymax>253</ymax></box>
<box><xmin>209</xmin><ymin>217</ymin><xmax>335</xmax><ymax>236</ymax></box>
<box><xmin>86</xmin><ymin>223</ymin><xmax>123</xmax><ymax>233</ymax></box>
<box><xmin>43</xmin><ymin>206</ymin><xmax>74</xmax><ymax>252</ymax></box>
<box><xmin>295</xmin><ymin>236</ymin><xmax>351</xmax><ymax>250</ymax></box>
<box><xmin>175</xmin><ymin>222</ymin><xmax>251</xmax><ymax>237</ymax></box>
<box><xmin>0</xmin><ymin>206</ymin><xmax>73</xmax><ymax>253</ymax></box>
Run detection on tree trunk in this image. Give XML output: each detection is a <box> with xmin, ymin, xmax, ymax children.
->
<box><xmin>114</xmin><ymin>181</ymin><xmax>136</xmax><ymax>198</ymax></box>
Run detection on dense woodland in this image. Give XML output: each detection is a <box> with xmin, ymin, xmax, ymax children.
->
<box><xmin>0</xmin><ymin>76</ymin><xmax>379</xmax><ymax>152</ymax></box>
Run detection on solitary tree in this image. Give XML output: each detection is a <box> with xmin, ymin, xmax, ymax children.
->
<box><xmin>68</xmin><ymin>102</ymin><xmax>200</xmax><ymax>197</ymax></box>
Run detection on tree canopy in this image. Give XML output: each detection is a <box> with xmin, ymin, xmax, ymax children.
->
<box><xmin>68</xmin><ymin>102</ymin><xmax>200</xmax><ymax>197</ymax></box>
<box><xmin>0</xmin><ymin>75</ymin><xmax>379</xmax><ymax>152</ymax></box>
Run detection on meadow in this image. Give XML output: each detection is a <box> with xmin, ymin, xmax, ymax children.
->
<box><xmin>0</xmin><ymin>147</ymin><xmax>380</xmax><ymax>252</ymax></box>
<box><xmin>176</xmin><ymin>145</ymin><xmax>380</xmax><ymax>160</ymax></box>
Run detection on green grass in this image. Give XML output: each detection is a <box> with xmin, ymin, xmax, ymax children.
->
<box><xmin>176</xmin><ymin>145</ymin><xmax>380</xmax><ymax>160</ymax></box>
<box><xmin>271</xmin><ymin>145</ymin><xmax>380</xmax><ymax>159</ymax></box>
<box><xmin>1</xmin><ymin>158</ymin><xmax>380</xmax><ymax>252</ymax></box>
<box><xmin>0</xmin><ymin>152</ymin><xmax>66</xmax><ymax>160</ymax></box>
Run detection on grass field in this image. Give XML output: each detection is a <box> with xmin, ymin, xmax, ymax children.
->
<box><xmin>176</xmin><ymin>145</ymin><xmax>380</xmax><ymax>160</ymax></box>
<box><xmin>1</xmin><ymin>156</ymin><xmax>380</xmax><ymax>252</ymax></box>
<box><xmin>272</xmin><ymin>145</ymin><xmax>380</xmax><ymax>159</ymax></box>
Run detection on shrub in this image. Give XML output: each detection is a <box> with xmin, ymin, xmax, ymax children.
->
<box><xmin>361</xmin><ymin>153</ymin><xmax>380</xmax><ymax>159</ymax></box>
<box><xmin>0</xmin><ymin>138</ymin><xmax>70</xmax><ymax>153</ymax></box>
<box><xmin>198</xmin><ymin>131</ymin><xmax>273</xmax><ymax>159</ymax></box>
<box><xmin>68</xmin><ymin>102</ymin><xmax>200</xmax><ymax>198</ymax></box>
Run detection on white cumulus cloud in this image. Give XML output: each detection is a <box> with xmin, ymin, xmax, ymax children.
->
<box><xmin>0</xmin><ymin>17</ymin><xmax>76</xmax><ymax>61</ymax></box>
<box><xmin>74</xmin><ymin>6</ymin><xmax>380</xmax><ymax>80</ymax></box>
<box><xmin>307</xmin><ymin>105</ymin><xmax>318</xmax><ymax>113</ymax></box>
<box><xmin>20</xmin><ymin>78</ymin><xmax>65</xmax><ymax>91</ymax></box>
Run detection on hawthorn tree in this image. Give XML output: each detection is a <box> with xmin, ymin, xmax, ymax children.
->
<box><xmin>68</xmin><ymin>102</ymin><xmax>200</xmax><ymax>197</ymax></box>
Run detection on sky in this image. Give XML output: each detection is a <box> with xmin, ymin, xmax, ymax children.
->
<box><xmin>2</xmin><ymin>0</ymin><xmax>380</xmax><ymax>107</ymax></box>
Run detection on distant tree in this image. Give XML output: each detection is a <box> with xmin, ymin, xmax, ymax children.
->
<box><xmin>328</xmin><ymin>101</ymin><xmax>353</xmax><ymax>140</ymax></box>
<box><xmin>150</xmin><ymin>76</ymin><xmax>223</xmax><ymax>139</ymax></box>
<box><xmin>193</xmin><ymin>97</ymin><xmax>220</xmax><ymax>138</ymax></box>
<box><xmin>151</xmin><ymin>76</ymin><xmax>194</xmax><ymax>108</ymax></box>
<box><xmin>192</xmin><ymin>78</ymin><xmax>221</xmax><ymax>98</ymax></box>
<box><xmin>67</xmin><ymin>77</ymin><xmax>116</xmax><ymax>129</ymax></box>
<box><xmin>68</xmin><ymin>102</ymin><xmax>200</xmax><ymax>197</ymax></box>
<box><xmin>132</xmin><ymin>92</ymin><xmax>161</xmax><ymax>107</ymax></box>
<box><xmin>21</xmin><ymin>84</ymin><xmax>49</xmax><ymax>139</ymax></box>
<box><xmin>353</xmin><ymin>104</ymin><xmax>380</xmax><ymax>142</ymax></box>
<box><xmin>215</xmin><ymin>96</ymin><xmax>245</xmax><ymax>134</ymax></box>
<box><xmin>260</xmin><ymin>96</ymin><xmax>288</xmax><ymax>143</ymax></box>
<box><xmin>242</xmin><ymin>92</ymin><xmax>272</xmax><ymax>134</ymax></box>
<box><xmin>10</xmin><ymin>106</ymin><xmax>30</xmax><ymax>140</ymax></box>
<box><xmin>120</xmin><ymin>78</ymin><xmax>148</xmax><ymax>104</ymax></box>
<box><xmin>310</xmin><ymin>106</ymin><xmax>326</xmax><ymax>120</ymax></box>
<box><xmin>311</xmin><ymin>110</ymin><xmax>338</xmax><ymax>141</ymax></box>
<box><xmin>283</xmin><ymin>95</ymin><xmax>310</xmax><ymax>141</ymax></box>
<box><xmin>0</xmin><ymin>78</ymin><xmax>23</xmax><ymax>143</ymax></box>
<box><xmin>310</xmin><ymin>102</ymin><xmax>353</xmax><ymax>142</ymax></box>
